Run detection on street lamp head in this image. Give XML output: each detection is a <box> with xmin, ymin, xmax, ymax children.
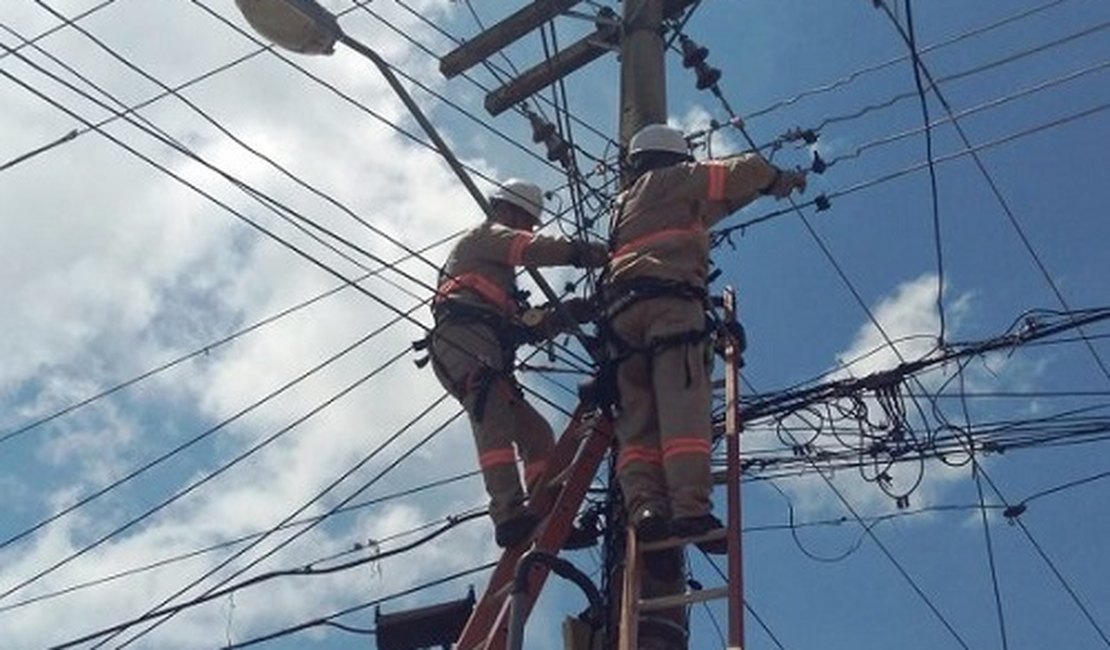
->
<box><xmin>235</xmin><ymin>0</ymin><xmax>341</xmax><ymax>55</ymax></box>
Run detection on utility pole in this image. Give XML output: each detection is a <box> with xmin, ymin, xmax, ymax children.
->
<box><xmin>437</xmin><ymin>3</ymin><xmax>692</xmax><ymax>649</ymax></box>
<box><xmin>619</xmin><ymin>0</ymin><xmax>667</xmax><ymax>149</ymax></box>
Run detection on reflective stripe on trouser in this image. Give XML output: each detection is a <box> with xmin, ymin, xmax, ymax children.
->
<box><xmin>430</xmin><ymin>320</ymin><xmax>555</xmax><ymax>526</ymax></box>
<box><xmin>611</xmin><ymin>297</ymin><xmax>713</xmax><ymax>520</ymax></box>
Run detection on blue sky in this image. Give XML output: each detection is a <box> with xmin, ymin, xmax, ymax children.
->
<box><xmin>1</xmin><ymin>1</ymin><xmax>1108</xmax><ymax>649</ymax></box>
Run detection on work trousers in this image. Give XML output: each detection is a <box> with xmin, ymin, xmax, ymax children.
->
<box><xmin>611</xmin><ymin>296</ymin><xmax>714</xmax><ymax>521</ymax></box>
<box><xmin>430</xmin><ymin>319</ymin><xmax>554</xmax><ymax>526</ymax></box>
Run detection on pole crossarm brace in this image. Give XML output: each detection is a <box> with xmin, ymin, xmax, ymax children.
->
<box><xmin>481</xmin><ymin>0</ymin><xmax>698</xmax><ymax>117</ymax></box>
<box><xmin>486</xmin><ymin>9</ymin><xmax>619</xmax><ymax>116</ymax></box>
<box><xmin>440</xmin><ymin>0</ymin><xmax>586</xmax><ymax>78</ymax></box>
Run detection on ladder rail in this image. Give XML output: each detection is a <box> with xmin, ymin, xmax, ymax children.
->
<box><xmin>723</xmin><ymin>289</ymin><xmax>745</xmax><ymax>649</ymax></box>
<box><xmin>454</xmin><ymin>406</ymin><xmax>612</xmax><ymax>650</ymax></box>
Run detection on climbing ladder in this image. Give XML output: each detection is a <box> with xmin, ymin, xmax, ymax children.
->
<box><xmin>454</xmin><ymin>288</ymin><xmax>746</xmax><ymax>650</ymax></box>
<box><xmin>453</xmin><ymin>401</ymin><xmax>613</xmax><ymax>650</ymax></box>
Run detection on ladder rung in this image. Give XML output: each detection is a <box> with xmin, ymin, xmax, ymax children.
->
<box><xmin>640</xmin><ymin>586</ymin><xmax>730</xmax><ymax>612</ymax></box>
<box><xmin>639</xmin><ymin>528</ymin><xmax>727</xmax><ymax>552</ymax></box>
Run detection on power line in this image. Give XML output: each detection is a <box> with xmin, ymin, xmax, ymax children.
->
<box><xmin>49</xmin><ymin>541</ymin><xmax>497</xmax><ymax>650</ymax></box>
<box><xmin>0</xmin><ymin>470</ymin><xmax>480</xmax><ymax>615</ymax></box>
<box><xmin>221</xmin><ymin>562</ymin><xmax>496</xmax><ymax>649</ymax></box>
<box><xmin>896</xmin><ymin>0</ymin><xmax>946</xmax><ymax>345</ymax></box>
<box><xmin>712</xmin><ymin>100</ymin><xmax>1110</xmax><ymax>243</ymax></box>
<box><xmin>0</xmin><ymin>344</ymin><xmax>414</xmax><ymax>603</ymax></box>
<box><xmin>106</xmin><ymin>394</ymin><xmax>463</xmax><ymax>648</ymax></box>
<box><xmin>742</xmin><ymin>0</ymin><xmax>1075</xmax><ymax>122</ymax></box>
<box><xmin>811</xmin><ymin>19</ymin><xmax>1110</xmax><ymax>133</ymax></box>
<box><xmin>0</xmin><ymin>216</ymin><xmax>461</xmax><ymax>450</ymax></box>
<box><xmin>870</xmin><ymin>0</ymin><xmax>1110</xmax><ymax>384</ymax></box>
<box><xmin>0</xmin><ymin>303</ymin><xmax>420</xmax><ymax>554</ymax></box>
<box><xmin>0</xmin><ymin>34</ymin><xmax>591</xmax><ymax>426</ymax></box>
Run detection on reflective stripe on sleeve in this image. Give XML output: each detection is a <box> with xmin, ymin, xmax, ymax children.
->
<box><xmin>706</xmin><ymin>162</ymin><xmax>728</xmax><ymax>201</ymax></box>
<box><xmin>506</xmin><ymin>232</ymin><xmax>534</xmax><ymax>266</ymax></box>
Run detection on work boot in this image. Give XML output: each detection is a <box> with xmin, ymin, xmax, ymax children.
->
<box><xmin>630</xmin><ymin>507</ymin><xmax>669</xmax><ymax>543</ymax></box>
<box><xmin>495</xmin><ymin>513</ymin><xmax>540</xmax><ymax>548</ymax></box>
<box><xmin>670</xmin><ymin>514</ymin><xmax>727</xmax><ymax>554</ymax></box>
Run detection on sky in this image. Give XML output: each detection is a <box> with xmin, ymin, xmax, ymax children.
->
<box><xmin>1</xmin><ymin>0</ymin><xmax>1109</xmax><ymax>649</ymax></box>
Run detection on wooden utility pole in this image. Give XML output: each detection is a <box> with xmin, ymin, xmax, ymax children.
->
<box><xmin>438</xmin><ymin>3</ymin><xmax>699</xmax><ymax>649</ymax></box>
<box><xmin>619</xmin><ymin>0</ymin><xmax>667</xmax><ymax>148</ymax></box>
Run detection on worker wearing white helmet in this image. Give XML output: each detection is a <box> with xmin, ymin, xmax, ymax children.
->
<box><xmin>608</xmin><ymin>124</ymin><xmax>807</xmax><ymax>539</ymax></box>
<box><xmin>601</xmin><ymin>123</ymin><xmax>805</xmax><ymax>650</ymax></box>
<box><xmin>427</xmin><ymin>179</ymin><xmax>607</xmax><ymax>548</ymax></box>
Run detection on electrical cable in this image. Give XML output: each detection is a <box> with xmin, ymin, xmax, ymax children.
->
<box><xmin>111</xmin><ymin>328</ymin><xmax>574</xmax><ymax>648</ymax></box>
<box><xmin>0</xmin><ymin>301</ymin><xmax>422</xmax><ymax>554</ymax></box>
<box><xmin>0</xmin><ymin>344</ymin><xmax>414</xmax><ymax>604</ymax></box>
<box><xmin>871</xmin><ymin>0</ymin><xmax>1110</xmax><ymax>384</ymax></box>
<box><xmin>823</xmin><ymin>58</ymin><xmax>1110</xmax><ymax>169</ymax></box>
<box><xmin>221</xmin><ymin>561</ymin><xmax>497</xmax><ymax>649</ymax></box>
<box><xmin>0</xmin><ymin>0</ymin><xmax>117</xmax><ymax>63</ymax></box>
<box><xmin>0</xmin><ymin>210</ymin><xmax>460</xmax><ymax>451</ymax></box>
<box><xmin>349</xmin><ymin>0</ymin><xmax>619</xmax><ymax>222</ymax></box>
<box><xmin>811</xmin><ymin>19</ymin><xmax>1110</xmax><ymax>133</ymax></box>
<box><xmin>742</xmin><ymin>0</ymin><xmax>1074</xmax><ymax>122</ymax></box>
<box><xmin>104</xmin><ymin>395</ymin><xmax>464</xmax><ymax>648</ymax></box>
<box><xmin>972</xmin><ymin>454</ymin><xmax>1110</xmax><ymax>646</ymax></box>
<box><xmin>0</xmin><ymin>470</ymin><xmax>481</xmax><ymax>614</ymax></box>
<box><xmin>26</xmin><ymin>0</ymin><xmax>475</xmax><ymax>290</ymax></box>
<box><xmin>711</xmin><ymin>100</ymin><xmax>1110</xmax><ymax>244</ymax></box>
<box><xmin>899</xmin><ymin>0</ymin><xmax>946</xmax><ymax>345</ymax></box>
<box><xmin>1</xmin><ymin>32</ymin><xmax>588</xmax><ymax>428</ymax></box>
<box><xmin>47</xmin><ymin>521</ymin><xmax>495</xmax><ymax>650</ymax></box>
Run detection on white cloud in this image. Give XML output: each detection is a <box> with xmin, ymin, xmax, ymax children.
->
<box><xmin>762</xmin><ymin>274</ymin><xmax>979</xmax><ymax>519</ymax></box>
<box><xmin>0</xmin><ymin>2</ymin><xmax>511</xmax><ymax>646</ymax></box>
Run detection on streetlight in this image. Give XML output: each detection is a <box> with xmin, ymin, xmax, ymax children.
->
<box><xmin>235</xmin><ymin>0</ymin><xmax>491</xmax><ymax>214</ymax></box>
<box><xmin>234</xmin><ymin>0</ymin><xmax>577</xmax><ymax>326</ymax></box>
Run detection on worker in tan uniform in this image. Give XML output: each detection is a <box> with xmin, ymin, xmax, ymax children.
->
<box><xmin>605</xmin><ymin>124</ymin><xmax>806</xmax><ymax>543</ymax></box>
<box><xmin>428</xmin><ymin>179</ymin><xmax>608</xmax><ymax>548</ymax></box>
<box><xmin>603</xmin><ymin>124</ymin><xmax>805</xmax><ymax>649</ymax></box>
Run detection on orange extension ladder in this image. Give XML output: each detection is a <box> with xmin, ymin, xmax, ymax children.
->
<box><xmin>455</xmin><ymin>288</ymin><xmax>746</xmax><ymax>650</ymax></box>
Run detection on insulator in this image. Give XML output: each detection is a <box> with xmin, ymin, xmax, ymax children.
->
<box><xmin>545</xmin><ymin>137</ymin><xmax>571</xmax><ymax>165</ymax></box>
<box><xmin>528</xmin><ymin>112</ymin><xmax>556</xmax><ymax>143</ymax></box>
<box><xmin>811</xmin><ymin>151</ymin><xmax>827</xmax><ymax>174</ymax></box>
<box><xmin>694</xmin><ymin>63</ymin><xmax>721</xmax><ymax>90</ymax></box>
<box><xmin>815</xmin><ymin>194</ymin><xmax>832</xmax><ymax>212</ymax></box>
<box><xmin>680</xmin><ymin>36</ymin><xmax>709</xmax><ymax>68</ymax></box>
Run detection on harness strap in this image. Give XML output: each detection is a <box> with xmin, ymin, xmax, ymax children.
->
<box><xmin>435</xmin><ymin>272</ymin><xmax>516</xmax><ymax>315</ymax></box>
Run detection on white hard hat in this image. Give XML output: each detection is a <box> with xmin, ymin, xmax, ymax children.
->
<box><xmin>489</xmin><ymin>179</ymin><xmax>543</xmax><ymax>222</ymax></box>
<box><xmin>628</xmin><ymin>124</ymin><xmax>689</xmax><ymax>158</ymax></box>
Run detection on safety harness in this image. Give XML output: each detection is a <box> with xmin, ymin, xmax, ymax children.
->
<box><xmin>589</xmin><ymin>277</ymin><xmax>717</xmax><ymax>416</ymax></box>
<box><xmin>413</xmin><ymin>273</ymin><xmax>532</xmax><ymax>422</ymax></box>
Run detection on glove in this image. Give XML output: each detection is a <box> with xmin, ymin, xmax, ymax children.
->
<box><xmin>760</xmin><ymin>167</ymin><xmax>807</xmax><ymax>199</ymax></box>
<box><xmin>571</xmin><ymin>241</ymin><xmax>609</xmax><ymax>268</ymax></box>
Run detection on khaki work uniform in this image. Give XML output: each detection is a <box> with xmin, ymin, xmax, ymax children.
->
<box><xmin>605</xmin><ymin>154</ymin><xmax>778</xmax><ymax>649</ymax></box>
<box><xmin>431</xmin><ymin>221</ymin><xmax>599</xmax><ymax>527</ymax></box>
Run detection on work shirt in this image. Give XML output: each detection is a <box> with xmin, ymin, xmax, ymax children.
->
<box><xmin>436</xmin><ymin>221</ymin><xmax>588</xmax><ymax>318</ymax></box>
<box><xmin>606</xmin><ymin>153</ymin><xmax>778</xmax><ymax>290</ymax></box>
